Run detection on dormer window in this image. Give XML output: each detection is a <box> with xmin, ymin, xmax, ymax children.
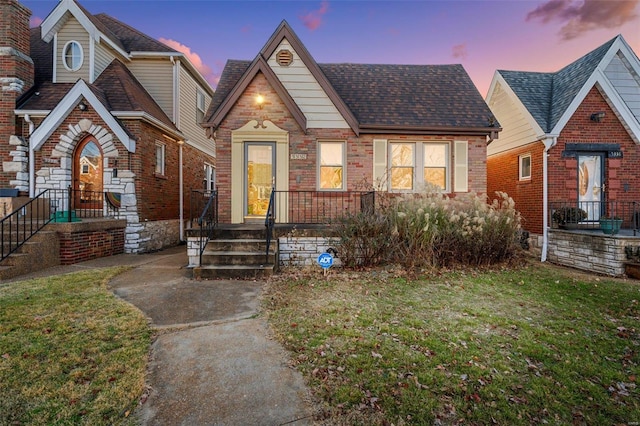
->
<box><xmin>63</xmin><ymin>41</ymin><xmax>83</xmax><ymax>71</ymax></box>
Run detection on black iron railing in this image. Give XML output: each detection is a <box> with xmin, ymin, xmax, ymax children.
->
<box><xmin>1</xmin><ymin>186</ymin><xmax>122</xmax><ymax>263</ymax></box>
<box><xmin>270</xmin><ymin>190</ymin><xmax>375</xmax><ymax>224</ymax></box>
<box><xmin>549</xmin><ymin>200</ymin><xmax>640</xmax><ymax>235</ymax></box>
<box><xmin>265</xmin><ymin>188</ymin><xmax>276</xmax><ymax>263</ymax></box>
<box><xmin>195</xmin><ymin>190</ymin><xmax>218</xmax><ymax>265</ymax></box>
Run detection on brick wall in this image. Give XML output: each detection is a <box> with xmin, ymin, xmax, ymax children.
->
<box><xmin>549</xmin><ymin>86</ymin><xmax>639</xmax><ymax>205</ymax></box>
<box><xmin>56</xmin><ymin>220</ymin><xmax>126</xmax><ymax>264</ymax></box>
<box><xmin>488</xmin><ymin>141</ymin><xmax>545</xmax><ymax>234</ymax></box>
<box><xmin>0</xmin><ymin>0</ymin><xmax>34</xmax><ymax>187</ymax></box>
<box><xmin>214</xmin><ymin>71</ymin><xmax>488</xmax><ymax>223</ymax></box>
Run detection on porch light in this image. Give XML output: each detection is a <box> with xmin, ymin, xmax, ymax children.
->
<box><xmin>590</xmin><ymin>112</ymin><xmax>605</xmax><ymax>122</ymax></box>
<box><xmin>255</xmin><ymin>94</ymin><xmax>265</xmax><ymax>109</ymax></box>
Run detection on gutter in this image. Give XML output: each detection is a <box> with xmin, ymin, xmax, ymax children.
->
<box><xmin>24</xmin><ymin>114</ymin><xmax>35</xmax><ymax>197</ymax></box>
<box><xmin>178</xmin><ymin>140</ymin><xmax>184</xmax><ymax>242</ymax></box>
<box><xmin>541</xmin><ymin>135</ymin><xmax>558</xmax><ymax>262</ymax></box>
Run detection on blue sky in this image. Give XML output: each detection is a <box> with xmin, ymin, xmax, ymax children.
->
<box><xmin>22</xmin><ymin>0</ymin><xmax>640</xmax><ymax>96</ymax></box>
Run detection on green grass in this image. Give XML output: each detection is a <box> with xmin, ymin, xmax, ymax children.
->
<box><xmin>265</xmin><ymin>262</ymin><xmax>640</xmax><ymax>425</ymax></box>
<box><xmin>0</xmin><ymin>268</ymin><xmax>151</xmax><ymax>425</ymax></box>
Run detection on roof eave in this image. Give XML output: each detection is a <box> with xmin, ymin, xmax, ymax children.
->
<box><xmin>359</xmin><ymin>124</ymin><xmax>502</xmax><ymax>137</ymax></box>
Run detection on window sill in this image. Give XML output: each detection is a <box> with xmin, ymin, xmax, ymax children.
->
<box><xmin>155</xmin><ymin>173</ymin><xmax>168</xmax><ymax>180</ymax></box>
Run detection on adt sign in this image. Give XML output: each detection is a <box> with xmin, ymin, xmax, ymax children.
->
<box><xmin>317</xmin><ymin>252</ymin><xmax>334</xmax><ymax>269</ymax></box>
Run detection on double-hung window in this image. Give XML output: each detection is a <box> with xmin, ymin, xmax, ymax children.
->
<box><xmin>204</xmin><ymin>163</ymin><xmax>215</xmax><ymax>191</ymax></box>
<box><xmin>519</xmin><ymin>154</ymin><xmax>531</xmax><ymax>180</ymax></box>
<box><xmin>390</xmin><ymin>142</ymin><xmax>450</xmax><ymax>192</ymax></box>
<box><xmin>318</xmin><ymin>141</ymin><xmax>345</xmax><ymax>190</ymax></box>
<box><xmin>155</xmin><ymin>142</ymin><xmax>166</xmax><ymax>176</ymax></box>
<box><xmin>196</xmin><ymin>89</ymin><xmax>206</xmax><ymax>124</ymax></box>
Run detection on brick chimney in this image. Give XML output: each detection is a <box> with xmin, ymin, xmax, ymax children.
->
<box><xmin>0</xmin><ymin>0</ymin><xmax>34</xmax><ymax>189</ymax></box>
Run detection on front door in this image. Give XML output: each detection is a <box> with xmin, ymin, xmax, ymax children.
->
<box><xmin>577</xmin><ymin>153</ymin><xmax>605</xmax><ymax>221</ymax></box>
<box><xmin>73</xmin><ymin>136</ymin><xmax>103</xmax><ymax>209</ymax></box>
<box><xmin>245</xmin><ymin>143</ymin><xmax>275</xmax><ymax>218</ymax></box>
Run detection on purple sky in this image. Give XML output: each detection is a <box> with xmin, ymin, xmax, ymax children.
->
<box><xmin>22</xmin><ymin>0</ymin><xmax>640</xmax><ymax>97</ymax></box>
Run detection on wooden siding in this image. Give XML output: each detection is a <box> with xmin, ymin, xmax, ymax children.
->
<box><xmin>127</xmin><ymin>58</ymin><xmax>174</xmax><ymax>119</ymax></box>
<box><xmin>178</xmin><ymin>64</ymin><xmax>215</xmax><ymax>154</ymax></box>
<box><xmin>487</xmin><ymin>81</ymin><xmax>538</xmax><ymax>156</ymax></box>
<box><xmin>55</xmin><ymin>16</ymin><xmax>90</xmax><ymax>83</ymax></box>
<box><xmin>93</xmin><ymin>40</ymin><xmax>116</xmax><ymax>81</ymax></box>
<box><xmin>605</xmin><ymin>52</ymin><xmax>640</xmax><ymax>122</ymax></box>
<box><xmin>267</xmin><ymin>39</ymin><xmax>349</xmax><ymax>129</ymax></box>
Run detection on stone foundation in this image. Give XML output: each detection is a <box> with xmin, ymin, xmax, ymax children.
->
<box><xmin>547</xmin><ymin>229</ymin><xmax>639</xmax><ymax>276</ymax></box>
<box><xmin>136</xmin><ymin>219</ymin><xmax>181</xmax><ymax>253</ymax></box>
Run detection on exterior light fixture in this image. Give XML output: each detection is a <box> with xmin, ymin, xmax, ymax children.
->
<box><xmin>590</xmin><ymin>112</ymin><xmax>605</xmax><ymax>122</ymax></box>
<box><xmin>255</xmin><ymin>94</ymin><xmax>265</xmax><ymax>109</ymax></box>
<box><xmin>78</xmin><ymin>101</ymin><xmax>88</xmax><ymax>111</ymax></box>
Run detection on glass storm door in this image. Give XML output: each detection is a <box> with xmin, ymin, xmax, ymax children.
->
<box><xmin>245</xmin><ymin>143</ymin><xmax>275</xmax><ymax>217</ymax></box>
<box><xmin>577</xmin><ymin>154</ymin><xmax>604</xmax><ymax>221</ymax></box>
<box><xmin>73</xmin><ymin>137</ymin><xmax>103</xmax><ymax>209</ymax></box>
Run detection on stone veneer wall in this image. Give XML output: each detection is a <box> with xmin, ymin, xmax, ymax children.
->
<box><xmin>547</xmin><ymin>229</ymin><xmax>633</xmax><ymax>276</ymax></box>
<box><xmin>278</xmin><ymin>236</ymin><xmax>339</xmax><ymax>267</ymax></box>
<box><xmin>138</xmin><ymin>219</ymin><xmax>180</xmax><ymax>252</ymax></box>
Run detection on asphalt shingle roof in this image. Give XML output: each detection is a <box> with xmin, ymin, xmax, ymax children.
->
<box><xmin>499</xmin><ymin>36</ymin><xmax>617</xmax><ymax>133</ymax></box>
<box><xmin>208</xmin><ymin>60</ymin><xmax>496</xmax><ymax>130</ymax></box>
<box><xmin>93</xmin><ymin>13</ymin><xmax>175</xmax><ymax>53</ymax></box>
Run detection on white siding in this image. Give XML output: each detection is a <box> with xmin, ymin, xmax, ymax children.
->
<box><xmin>127</xmin><ymin>58</ymin><xmax>174</xmax><ymax>119</ymax></box>
<box><xmin>268</xmin><ymin>39</ymin><xmax>349</xmax><ymax>129</ymax></box>
<box><xmin>178</xmin><ymin>65</ymin><xmax>215</xmax><ymax>154</ymax></box>
<box><xmin>55</xmin><ymin>17</ymin><xmax>90</xmax><ymax>83</ymax></box>
<box><xmin>487</xmin><ymin>82</ymin><xmax>539</xmax><ymax>156</ymax></box>
<box><xmin>94</xmin><ymin>41</ymin><xmax>116</xmax><ymax>80</ymax></box>
<box><xmin>605</xmin><ymin>52</ymin><xmax>640</xmax><ymax>123</ymax></box>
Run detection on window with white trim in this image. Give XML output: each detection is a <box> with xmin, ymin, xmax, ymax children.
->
<box><xmin>318</xmin><ymin>141</ymin><xmax>345</xmax><ymax>190</ymax></box>
<box><xmin>389</xmin><ymin>142</ymin><xmax>450</xmax><ymax>192</ymax></box>
<box><xmin>204</xmin><ymin>163</ymin><xmax>215</xmax><ymax>191</ymax></box>
<box><xmin>519</xmin><ymin>153</ymin><xmax>531</xmax><ymax>180</ymax></box>
<box><xmin>155</xmin><ymin>142</ymin><xmax>165</xmax><ymax>175</ymax></box>
<box><xmin>196</xmin><ymin>89</ymin><xmax>206</xmax><ymax>123</ymax></box>
<box><xmin>62</xmin><ymin>41</ymin><xmax>83</xmax><ymax>71</ymax></box>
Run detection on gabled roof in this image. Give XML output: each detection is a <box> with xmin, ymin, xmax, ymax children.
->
<box><xmin>487</xmin><ymin>35</ymin><xmax>640</xmax><ymax>135</ymax></box>
<box><xmin>205</xmin><ymin>20</ymin><xmax>498</xmax><ymax>137</ymax></box>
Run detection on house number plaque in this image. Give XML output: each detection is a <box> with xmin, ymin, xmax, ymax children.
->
<box><xmin>290</xmin><ymin>154</ymin><xmax>307</xmax><ymax>160</ymax></box>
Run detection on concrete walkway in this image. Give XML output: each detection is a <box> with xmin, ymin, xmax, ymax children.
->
<box><xmin>6</xmin><ymin>246</ymin><xmax>315</xmax><ymax>425</ymax></box>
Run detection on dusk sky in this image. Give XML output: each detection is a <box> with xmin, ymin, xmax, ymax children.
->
<box><xmin>21</xmin><ymin>0</ymin><xmax>640</xmax><ymax>97</ymax></box>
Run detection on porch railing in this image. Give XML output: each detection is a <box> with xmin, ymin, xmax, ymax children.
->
<box><xmin>549</xmin><ymin>200</ymin><xmax>640</xmax><ymax>235</ymax></box>
<box><xmin>1</xmin><ymin>186</ymin><xmax>122</xmax><ymax>263</ymax></box>
<box><xmin>270</xmin><ymin>190</ymin><xmax>375</xmax><ymax>224</ymax></box>
<box><xmin>265</xmin><ymin>188</ymin><xmax>276</xmax><ymax>263</ymax></box>
<box><xmin>193</xmin><ymin>190</ymin><xmax>218</xmax><ymax>265</ymax></box>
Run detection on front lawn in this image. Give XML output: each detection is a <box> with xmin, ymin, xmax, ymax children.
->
<box><xmin>0</xmin><ymin>269</ymin><xmax>150</xmax><ymax>425</ymax></box>
<box><xmin>266</xmin><ymin>262</ymin><xmax>640</xmax><ymax>425</ymax></box>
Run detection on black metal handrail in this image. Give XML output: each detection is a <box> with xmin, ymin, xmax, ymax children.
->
<box><xmin>549</xmin><ymin>200</ymin><xmax>640</xmax><ymax>235</ymax></box>
<box><xmin>1</xmin><ymin>190</ymin><xmax>54</xmax><ymax>263</ymax></box>
<box><xmin>265</xmin><ymin>187</ymin><xmax>276</xmax><ymax>263</ymax></box>
<box><xmin>197</xmin><ymin>190</ymin><xmax>218</xmax><ymax>265</ymax></box>
<box><xmin>1</xmin><ymin>187</ymin><xmax>122</xmax><ymax>263</ymax></box>
<box><xmin>270</xmin><ymin>190</ymin><xmax>375</xmax><ymax>224</ymax></box>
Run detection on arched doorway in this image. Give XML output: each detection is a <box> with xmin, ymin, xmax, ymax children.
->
<box><xmin>73</xmin><ymin>136</ymin><xmax>103</xmax><ymax>209</ymax></box>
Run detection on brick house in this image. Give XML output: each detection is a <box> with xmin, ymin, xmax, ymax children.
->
<box><xmin>0</xmin><ymin>0</ymin><xmax>216</xmax><ymax>259</ymax></box>
<box><xmin>486</xmin><ymin>35</ymin><xmax>640</xmax><ymax>262</ymax></box>
<box><xmin>202</xmin><ymin>21</ymin><xmax>499</xmax><ymax>225</ymax></box>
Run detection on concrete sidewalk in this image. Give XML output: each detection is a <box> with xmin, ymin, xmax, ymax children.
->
<box><xmin>6</xmin><ymin>246</ymin><xmax>315</xmax><ymax>425</ymax></box>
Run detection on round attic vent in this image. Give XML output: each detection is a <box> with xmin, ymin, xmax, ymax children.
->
<box><xmin>276</xmin><ymin>49</ymin><xmax>293</xmax><ymax>67</ymax></box>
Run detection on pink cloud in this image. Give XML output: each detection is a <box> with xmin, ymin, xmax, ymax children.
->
<box><xmin>452</xmin><ymin>44</ymin><xmax>468</xmax><ymax>59</ymax></box>
<box><xmin>241</xmin><ymin>24</ymin><xmax>252</xmax><ymax>34</ymax></box>
<box><xmin>30</xmin><ymin>16</ymin><xmax>43</xmax><ymax>28</ymax></box>
<box><xmin>300</xmin><ymin>1</ymin><xmax>330</xmax><ymax>31</ymax></box>
<box><xmin>159</xmin><ymin>38</ymin><xmax>218</xmax><ymax>87</ymax></box>
<box><xmin>526</xmin><ymin>0</ymin><xmax>639</xmax><ymax>40</ymax></box>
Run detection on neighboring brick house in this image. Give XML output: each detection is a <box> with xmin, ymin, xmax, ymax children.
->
<box><xmin>486</xmin><ymin>35</ymin><xmax>640</xmax><ymax>260</ymax></box>
<box><xmin>203</xmin><ymin>21</ymin><xmax>499</xmax><ymax>224</ymax></box>
<box><xmin>1</xmin><ymin>0</ymin><xmax>216</xmax><ymax>253</ymax></box>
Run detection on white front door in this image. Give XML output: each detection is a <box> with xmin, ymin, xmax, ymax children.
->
<box><xmin>578</xmin><ymin>154</ymin><xmax>604</xmax><ymax>221</ymax></box>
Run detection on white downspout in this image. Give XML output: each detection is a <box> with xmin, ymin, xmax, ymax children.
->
<box><xmin>178</xmin><ymin>140</ymin><xmax>184</xmax><ymax>242</ymax></box>
<box><xmin>24</xmin><ymin>114</ymin><xmax>35</xmax><ymax>197</ymax></box>
<box><xmin>541</xmin><ymin>136</ymin><xmax>558</xmax><ymax>262</ymax></box>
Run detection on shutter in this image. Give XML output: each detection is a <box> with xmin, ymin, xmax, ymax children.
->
<box><xmin>454</xmin><ymin>140</ymin><xmax>468</xmax><ymax>192</ymax></box>
<box><xmin>373</xmin><ymin>139</ymin><xmax>387</xmax><ymax>191</ymax></box>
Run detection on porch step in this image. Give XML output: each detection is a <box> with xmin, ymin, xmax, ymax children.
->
<box><xmin>194</xmin><ymin>264</ymin><xmax>276</xmax><ymax>280</ymax></box>
<box><xmin>193</xmin><ymin>225</ymin><xmax>278</xmax><ymax>279</ymax></box>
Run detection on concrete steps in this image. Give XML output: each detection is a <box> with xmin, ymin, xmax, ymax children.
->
<box><xmin>193</xmin><ymin>225</ymin><xmax>278</xmax><ymax>279</ymax></box>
